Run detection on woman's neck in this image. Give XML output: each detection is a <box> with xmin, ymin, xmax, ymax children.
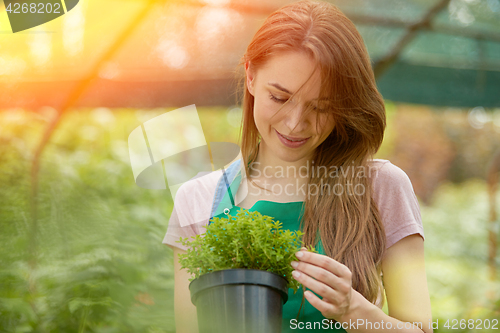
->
<box><xmin>249</xmin><ymin>142</ymin><xmax>311</xmax><ymax>182</ymax></box>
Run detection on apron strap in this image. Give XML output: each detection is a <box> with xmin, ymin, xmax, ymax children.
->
<box><xmin>209</xmin><ymin>159</ymin><xmax>242</xmax><ymax>220</ymax></box>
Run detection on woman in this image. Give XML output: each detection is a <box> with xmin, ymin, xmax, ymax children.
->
<box><xmin>163</xmin><ymin>1</ymin><xmax>433</xmax><ymax>332</ymax></box>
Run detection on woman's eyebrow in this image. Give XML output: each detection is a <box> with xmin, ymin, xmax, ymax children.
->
<box><xmin>268</xmin><ymin>82</ymin><xmax>292</xmax><ymax>94</ymax></box>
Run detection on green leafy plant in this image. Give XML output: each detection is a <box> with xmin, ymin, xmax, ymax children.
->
<box><xmin>177</xmin><ymin>209</ymin><xmax>316</xmax><ymax>293</ymax></box>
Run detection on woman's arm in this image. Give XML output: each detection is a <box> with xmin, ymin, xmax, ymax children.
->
<box><xmin>340</xmin><ymin>234</ymin><xmax>433</xmax><ymax>333</ymax></box>
<box><xmin>382</xmin><ymin>234</ymin><xmax>433</xmax><ymax>326</ymax></box>
<box><xmin>291</xmin><ymin>234</ymin><xmax>433</xmax><ymax>333</ymax></box>
<box><xmin>171</xmin><ymin>246</ymin><xmax>199</xmax><ymax>333</ymax></box>
<box><xmin>382</xmin><ymin>234</ymin><xmax>433</xmax><ymax>332</ymax></box>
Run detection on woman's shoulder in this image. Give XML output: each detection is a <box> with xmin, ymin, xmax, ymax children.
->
<box><xmin>172</xmin><ymin>159</ymin><xmax>243</xmax><ymax>227</ymax></box>
<box><xmin>171</xmin><ymin>169</ymin><xmax>225</xmax><ymax>228</ymax></box>
<box><xmin>367</xmin><ymin>159</ymin><xmax>424</xmax><ymax>249</ymax></box>
<box><xmin>367</xmin><ymin>158</ymin><xmax>413</xmax><ymax>186</ymax></box>
<box><xmin>174</xmin><ymin>158</ymin><xmax>242</xmax><ymax>206</ymax></box>
<box><xmin>174</xmin><ymin>169</ymin><xmax>223</xmax><ymax>205</ymax></box>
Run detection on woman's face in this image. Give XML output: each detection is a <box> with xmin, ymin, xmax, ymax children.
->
<box><xmin>245</xmin><ymin>51</ymin><xmax>335</xmax><ymax>163</ymax></box>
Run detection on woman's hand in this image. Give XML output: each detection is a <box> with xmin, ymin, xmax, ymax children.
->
<box><xmin>290</xmin><ymin>247</ymin><xmax>357</xmax><ymax>323</ymax></box>
<box><xmin>290</xmin><ymin>236</ymin><xmax>433</xmax><ymax>333</ymax></box>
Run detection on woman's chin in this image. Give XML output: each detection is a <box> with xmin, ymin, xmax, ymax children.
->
<box><xmin>273</xmin><ymin>148</ymin><xmax>312</xmax><ymax>164</ymax></box>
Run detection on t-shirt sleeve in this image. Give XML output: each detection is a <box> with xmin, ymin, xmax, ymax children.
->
<box><xmin>162</xmin><ymin>199</ymin><xmax>196</xmax><ymax>251</ymax></box>
<box><xmin>162</xmin><ymin>171</ymin><xmax>220</xmax><ymax>251</ymax></box>
<box><xmin>371</xmin><ymin>161</ymin><xmax>425</xmax><ymax>249</ymax></box>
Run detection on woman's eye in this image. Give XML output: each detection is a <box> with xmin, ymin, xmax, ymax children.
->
<box><xmin>309</xmin><ymin>105</ymin><xmax>325</xmax><ymax>113</ymax></box>
<box><xmin>269</xmin><ymin>93</ymin><xmax>287</xmax><ymax>104</ymax></box>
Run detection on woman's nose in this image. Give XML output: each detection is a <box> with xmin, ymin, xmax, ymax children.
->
<box><xmin>283</xmin><ymin>103</ymin><xmax>309</xmax><ymax>133</ymax></box>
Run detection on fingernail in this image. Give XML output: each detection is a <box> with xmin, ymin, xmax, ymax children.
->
<box><xmin>292</xmin><ymin>270</ymin><xmax>301</xmax><ymax>279</ymax></box>
<box><xmin>291</xmin><ymin>261</ymin><xmax>298</xmax><ymax>268</ymax></box>
<box><xmin>295</xmin><ymin>251</ymin><xmax>303</xmax><ymax>258</ymax></box>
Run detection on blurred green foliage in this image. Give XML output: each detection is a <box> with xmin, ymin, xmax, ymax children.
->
<box><xmin>0</xmin><ymin>106</ymin><xmax>498</xmax><ymax>332</ymax></box>
<box><xmin>421</xmin><ymin>180</ymin><xmax>500</xmax><ymax>331</ymax></box>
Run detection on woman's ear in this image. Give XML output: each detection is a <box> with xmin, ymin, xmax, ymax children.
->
<box><xmin>245</xmin><ymin>61</ymin><xmax>255</xmax><ymax>96</ymax></box>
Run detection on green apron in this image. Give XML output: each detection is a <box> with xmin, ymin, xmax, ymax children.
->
<box><xmin>212</xmin><ymin>178</ymin><xmax>347</xmax><ymax>332</ymax></box>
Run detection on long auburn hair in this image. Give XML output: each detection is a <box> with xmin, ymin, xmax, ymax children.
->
<box><xmin>238</xmin><ymin>0</ymin><xmax>387</xmax><ymax>304</ymax></box>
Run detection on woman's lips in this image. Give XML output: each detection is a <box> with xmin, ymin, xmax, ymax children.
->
<box><xmin>275</xmin><ymin>129</ymin><xmax>310</xmax><ymax>148</ymax></box>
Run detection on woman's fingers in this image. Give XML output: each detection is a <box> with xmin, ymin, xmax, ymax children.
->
<box><xmin>294</xmin><ymin>250</ymin><xmax>352</xmax><ymax>280</ymax></box>
<box><xmin>291</xmin><ymin>259</ymin><xmax>346</xmax><ymax>292</ymax></box>
<box><xmin>291</xmin><ymin>268</ymin><xmax>342</xmax><ymax>301</ymax></box>
<box><xmin>291</xmin><ymin>250</ymin><xmax>353</xmax><ymax>317</ymax></box>
<box><xmin>303</xmin><ymin>290</ymin><xmax>339</xmax><ymax>318</ymax></box>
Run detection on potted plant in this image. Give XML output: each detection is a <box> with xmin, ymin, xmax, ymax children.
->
<box><xmin>177</xmin><ymin>209</ymin><xmax>312</xmax><ymax>333</ymax></box>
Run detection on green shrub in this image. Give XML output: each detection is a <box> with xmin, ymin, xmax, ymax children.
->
<box><xmin>178</xmin><ymin>209</ymin><xmax>313</xmax><ymax>293</ymax></box>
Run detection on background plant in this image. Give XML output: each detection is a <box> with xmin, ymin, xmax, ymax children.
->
<box><xmin>178</xmin><ymin>209</ymin><xmax>312</xmax><ymax>293</ymax></box>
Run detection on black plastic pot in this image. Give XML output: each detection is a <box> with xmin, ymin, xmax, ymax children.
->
<box><xmin>189</xmin><ymin>269</ymin><xmax>289</xmax><ymax>333</ymax></box>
